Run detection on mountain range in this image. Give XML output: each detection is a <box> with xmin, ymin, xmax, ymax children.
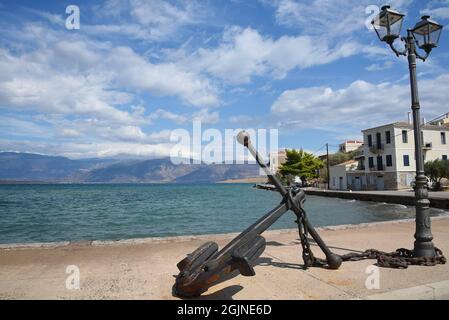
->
<box><xmin>0</xmin><ymin>152</ymin><xmax>261</xmax><ymax>183</ymax></box>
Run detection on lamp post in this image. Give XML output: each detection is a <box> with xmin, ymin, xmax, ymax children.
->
<box><xmin>372</xmin><ymin>5</ymin><xmax>443</xmax><ymax>258</ymax></box>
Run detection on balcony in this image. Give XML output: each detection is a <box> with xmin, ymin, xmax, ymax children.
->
<box><xmin>369</xmin><ymin>165</ymin><xmax>386</xmax><ymax>172</ymax></box>
<box><xmin>369</xmin><ymin>143</ymin><xmax>384</xmax><ymax>154</ymax></box>
<box><xmin>422</xmin><ymin>142</ymin><xmax>432</xmax><ymax>150</ymax></box>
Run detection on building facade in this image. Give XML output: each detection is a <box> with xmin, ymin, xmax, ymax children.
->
<box><xmin>329</xmin><ymin>160</ymin><xmax>359</xmax><ymax>190</ymax></box>
<box><xmin>269</xmin><ymin>149</ymin><xmax>287</xmax><ymax>174</ymax></box>
<box><xmin>339</xmin><ymin>140</ymin><xmax>363</xmax><ymax>153</ymax></box>
<box><xmin>329</xmin><ymin>122</ymin><xmax>449</xmax><ymax>191</ymax></box>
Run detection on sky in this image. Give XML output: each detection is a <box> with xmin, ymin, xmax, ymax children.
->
<box><xmin>0</xmin><ymin>0</ymin><xmax>449</xmax><ymax>159</ymax></box>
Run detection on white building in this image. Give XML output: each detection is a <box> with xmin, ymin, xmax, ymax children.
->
<box><xmin>348</xmin><ymin>122</ymin><xmax>449</xmax><ymax>190</ymax></box>
<box><xmin>269</xmin><ymin>149</ymin><xmax>287</xmax><ymax>174</ymax></box>
<box><xmin>339</xmin><ymin>140</ymin><xmax>363</xmax><ymax>153</ymax></box>
<box><xmin>329</xmin><ymin>160</ymin><xmax>359</xmax><ymax>190</ymax></box>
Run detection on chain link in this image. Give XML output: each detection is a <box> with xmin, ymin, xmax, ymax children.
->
<box><xmin>340</xmin><ymin>247</ymin><xmax>446</xmax><ymax>268</ymax></box>
<box><xmin>289</xmin><ymin>190</ymin><xmax>446</xmax><ymax>269</ymax></box>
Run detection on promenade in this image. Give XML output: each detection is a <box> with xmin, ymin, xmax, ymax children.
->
<box><xmin>1</xmin><ymin>217</ymin><xmax>448</xmax><ymax>300</ymax></box>
<box><xmin>305</xmin><ymin>188</ymin><xmax>449</xmax><ymax>209</ymax></box>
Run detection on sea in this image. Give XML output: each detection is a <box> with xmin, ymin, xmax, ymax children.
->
<box><xmin>0</xmin><ymin>183</ymin><xmax>447</xmax><ymax>244</ymax></box>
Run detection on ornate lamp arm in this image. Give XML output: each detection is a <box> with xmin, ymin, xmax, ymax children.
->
<box><xmin>388</xmin><ymin>37</ymin><xmax>408</xmax><ymax>57</ymax></box>
<box><xmin>414</xmin><ymin>47</ymin><xmax>430</xmax><ymax>61</ymax></box>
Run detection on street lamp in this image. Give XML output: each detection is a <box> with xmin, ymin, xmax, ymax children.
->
<box><xmin>372</xmin><ymin>5</ymin><xmax>443</xmax><ymax>258</ymax></box>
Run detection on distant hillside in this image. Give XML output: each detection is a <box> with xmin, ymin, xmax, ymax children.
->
<box><xmin>0</xmin><ymin>152</ymin><xmax>261</xmax><ymax>183</ymax></box>
<box><xmin>0</xmin><ymin>152</ymin><xmax>116</xmax><ymax>182</ymax></box>
<box><xmin>174</xmin><ymin>164</ymin><xmax>259</xmax><ymax>183</ymax></box>
<box><xmin>84</xmin><ymin>159</ymin><xmax>195</xmax><ymax>183</ymax></box>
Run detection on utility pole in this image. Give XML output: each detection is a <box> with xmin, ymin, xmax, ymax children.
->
<box><xmin>326</xmin><ymin>143</ymin><xmax>330</xmax><ymax>190</ymax></box>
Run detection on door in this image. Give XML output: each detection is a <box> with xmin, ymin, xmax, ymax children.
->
<box><xmin>376</xmin><ymin>176</ymin><xmax>384</xmax><ymax>190</ymax></box>
<box><xmin>339</xmin><ymin>177</ymin><xmax>344</xmax><ymax>190</ymax></box>
<box><xmin>354</xmin><ymin>177</ymin><xmax>362</xmax><ymax>191</ymax></box>
<box><xmin>406</xmin><ymin>174</ymin><xmax>414</xmax><ymax>187</ymax></box>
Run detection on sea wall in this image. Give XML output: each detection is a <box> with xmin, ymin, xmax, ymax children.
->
<box><xmin>304</xmin><ymin>189</ymin><xmax>449</xmax><ymax>209</ymax></box>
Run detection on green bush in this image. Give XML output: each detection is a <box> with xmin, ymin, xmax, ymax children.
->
<box><xmin>424</xmin><ymin>159</ymin><xmax>449</xmax><ymax>190</ymax></box>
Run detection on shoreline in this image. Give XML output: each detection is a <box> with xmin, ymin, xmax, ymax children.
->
<box><xmin>304</xmin><ymin>188</ymin><xmax>449</xmax><ymax>209</ymax></box>
<box><xmin>2</xmin><ymin>214</ymin><xmax>448</xmax><ymax>250</ymax></box>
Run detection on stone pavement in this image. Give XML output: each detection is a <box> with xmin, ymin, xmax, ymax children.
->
<box><xmin>0</xmin><ymin>217</ymin><xmax>448</xmax><ymax>300</ymax></box>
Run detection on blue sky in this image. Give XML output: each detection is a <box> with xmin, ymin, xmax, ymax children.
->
<box><xmin>0</xmin><ymin>0</ymin><xmax>449</xmax><ymax>158</ymax></box>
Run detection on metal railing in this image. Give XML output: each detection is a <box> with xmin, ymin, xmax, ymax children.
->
<box><xmin>369</xmin><ymin>143</ymin><xmax>384</xmax><ymax>153</ymax></box>
<box><xmin>368</xmin><ymin>165</ymin><xmax>386</xmax><ymax>171</ymax></box>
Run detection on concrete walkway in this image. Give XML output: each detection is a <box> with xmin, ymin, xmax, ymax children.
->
<box><xmin>305</xmin><ymin>188</ymin><xmax>449</xmax><ymax>209</ymax></box>
<box><xmin>0</xmin><ymin>217</ymin><xmax>448</xmax><ymax>300</ymax></box>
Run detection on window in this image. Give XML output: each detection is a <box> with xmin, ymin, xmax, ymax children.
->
<box><xmin>332</xmin><ymin>177</ymin><xmax>336</xmax><ymax>186</ymax></box>
<box><xmin>441</xmin><ymin>132</ymin><xmax>446</xmax><ymax>145</ymax></box>
<box><xmin>368</xmin><ymin>157</ymin><xmax>374</xmax><ymax>168</ymax></box>
<box><xmin>403</xmin><ymin>155</ymin><xmax>410</xmax><ymax>166</ymax></box>
<box><xmin>386</xmin><ymin>131</ymin><xmax>391</xmax><ymax>144</ymax></box>
<box><xmin>386</xmin><ymin>155</ymin><xmax>393</xmax><ymax>167</ymax></box>
<box><xmin>368</xmin><ymin>134</ymin><xmax>372</xmax><ymax>147</ymax></box>
<box><xmin>376</xmin><ymin>132</ymin><xmax>382</xmax><ymax>149</ymax></box>
<box><xmin>443</xmin><ymin>155</ymin><xmax>448</xmax><ymax>161</ymax></box>
<box><xmin>377</xmin><ymin>156</ymin><xmax>383</xmax><ymax>171</ymax></box>
<box><xmin>402</xmin><ymin>130</ymin><xmax>408</xmax><ymax>143</ymax></box>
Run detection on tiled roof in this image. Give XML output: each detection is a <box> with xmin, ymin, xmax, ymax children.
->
<box><xmin>362</xmin><ymin>121</ymin><xmax>449</xmax><ymax>132</ymax></box>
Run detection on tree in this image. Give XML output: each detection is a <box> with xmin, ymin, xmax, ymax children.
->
<box><xmin>279</xmin><ymin>149</ymin><xmax>324</xmax><ymax>185</ymax></box>
<box><xmin>328</xmin><ymin>149</ymin><xmax>360</xmax><ymax>166</ymax></box>
<box><xmin>424</xmin><ymin>159</ymin><xmax>449</xmax><ymax>190</ymax></box>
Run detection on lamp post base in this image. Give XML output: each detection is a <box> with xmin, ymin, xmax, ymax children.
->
<box><xmin>413</xmin><ymin>240</ymin><xmax>436</xmax><ymax>258</ymax></box>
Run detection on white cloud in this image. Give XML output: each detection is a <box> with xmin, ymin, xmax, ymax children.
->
<box><xmin>365</xmin><ymin>60</ymin><xmax>395</xmax><ymax>71</ymax></box>
<box><xmin>229</xmin><ymin>115</ymin><xmax>254</xmax><ymax>124</ymax></box>
<box><xmin>0</xmin><ymin>48</ymin><xmax>136</xmax><ymax>124</ymax></box>
<box><xmin>181</xmin><ymin>27</ymin><xmax>360</xmax><ymax>84</ymax></box>
<box><xmin>192</xmin><ymin>108</ymin><xmax>220</xmax><ymax>124</ymax></box>
<box><xmin>49</xmin><ymin>116</ymin><xmax>175</xmax><ymax>144</ymax></box>
<box><xmin>107</xmin><ymin>46</ymin><xmax>219</xmax><ymax>107</ymax></box>
<box><xmin>30</xmin><ymin>10</ymin><xmax>65</xmax><ymax>26</ymax></box>
<box><xmin>271</xmin><ymin>74</ymin><xmax>449</xmax><ymax>132</ymax></box>
<box><xmin>0</xmin><ymin>138</ymin><xmax>177</xmax><ymax>159</ymax></box>
<box><xmin>266</xmin><ymin>0</ymin><xmax>413</xmax><ymax>37</ymax></box>
<box><xmin>0</xmin><ymin>115</ymin><xmax>51</xmax><ymax>138</ymax></box>
<box><xmin>0</xmin><ymin>34</ymin><xmax>219</xmax><ymax>129</ymax></box>
<box><xmin>60</xmin><ymin>128</ymin><xmax>81</xmax><ymax>138</ymax></box>
<box><xmin>88</xmin><ymin>0</ymin><xmax>206</xmax><ymax>41</ymax></box>
<box><xmin>421</xmin><ymin>1</ymin><xmax>449</xmax><ymax>20</ymax></box>
<box><xmin>148</xmin><ymin>108</ymin><xmax>188</xmax><ymax>124</ymax></box>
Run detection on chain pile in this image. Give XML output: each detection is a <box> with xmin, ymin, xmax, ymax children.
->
<box><xmin>340</xmin><ymin>247</ymin><xmax>446</xmax><ymax>269</ymax></box>
<box><xmin>288</xmin><ymin>189</ymin><xmax>446</xmax><ymax>269</ymax></box>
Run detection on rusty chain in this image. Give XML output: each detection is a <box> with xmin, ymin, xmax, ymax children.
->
<box><xmin>339</xmin><ymin>247</ymin><xmax>447</xmax><ymax>268</ymax></box>
<box><xmin>287</xmin><ymin>188</ymin><xmax>447</xmax><ymax>269</ymax></box>
<box><xmin>302</xmin><ymin>245</ymin><xmax>446</xmax><ymax>269</ymax></box>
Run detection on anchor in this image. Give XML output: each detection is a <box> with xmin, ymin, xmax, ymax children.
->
<box><xmin>173</xmin><ymin>131</ymin><xmax>342</xmax><ymax>297</ymax></box>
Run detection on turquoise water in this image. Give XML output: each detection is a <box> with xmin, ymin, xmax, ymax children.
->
<box><xmin>0</xmin><ymin>184</ymin><xmax>446</xmax><ymax>244</ymax></box>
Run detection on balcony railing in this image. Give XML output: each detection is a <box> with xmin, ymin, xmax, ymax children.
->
<box><xmin>369</xmin><ymin>143</ymin><xmax>384</xmax><ymax>153</ymax></box>
<box><xmin>369</xmin><ymin>165</ymin><xmax>386</xmax><ymax>171</ymax></box>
